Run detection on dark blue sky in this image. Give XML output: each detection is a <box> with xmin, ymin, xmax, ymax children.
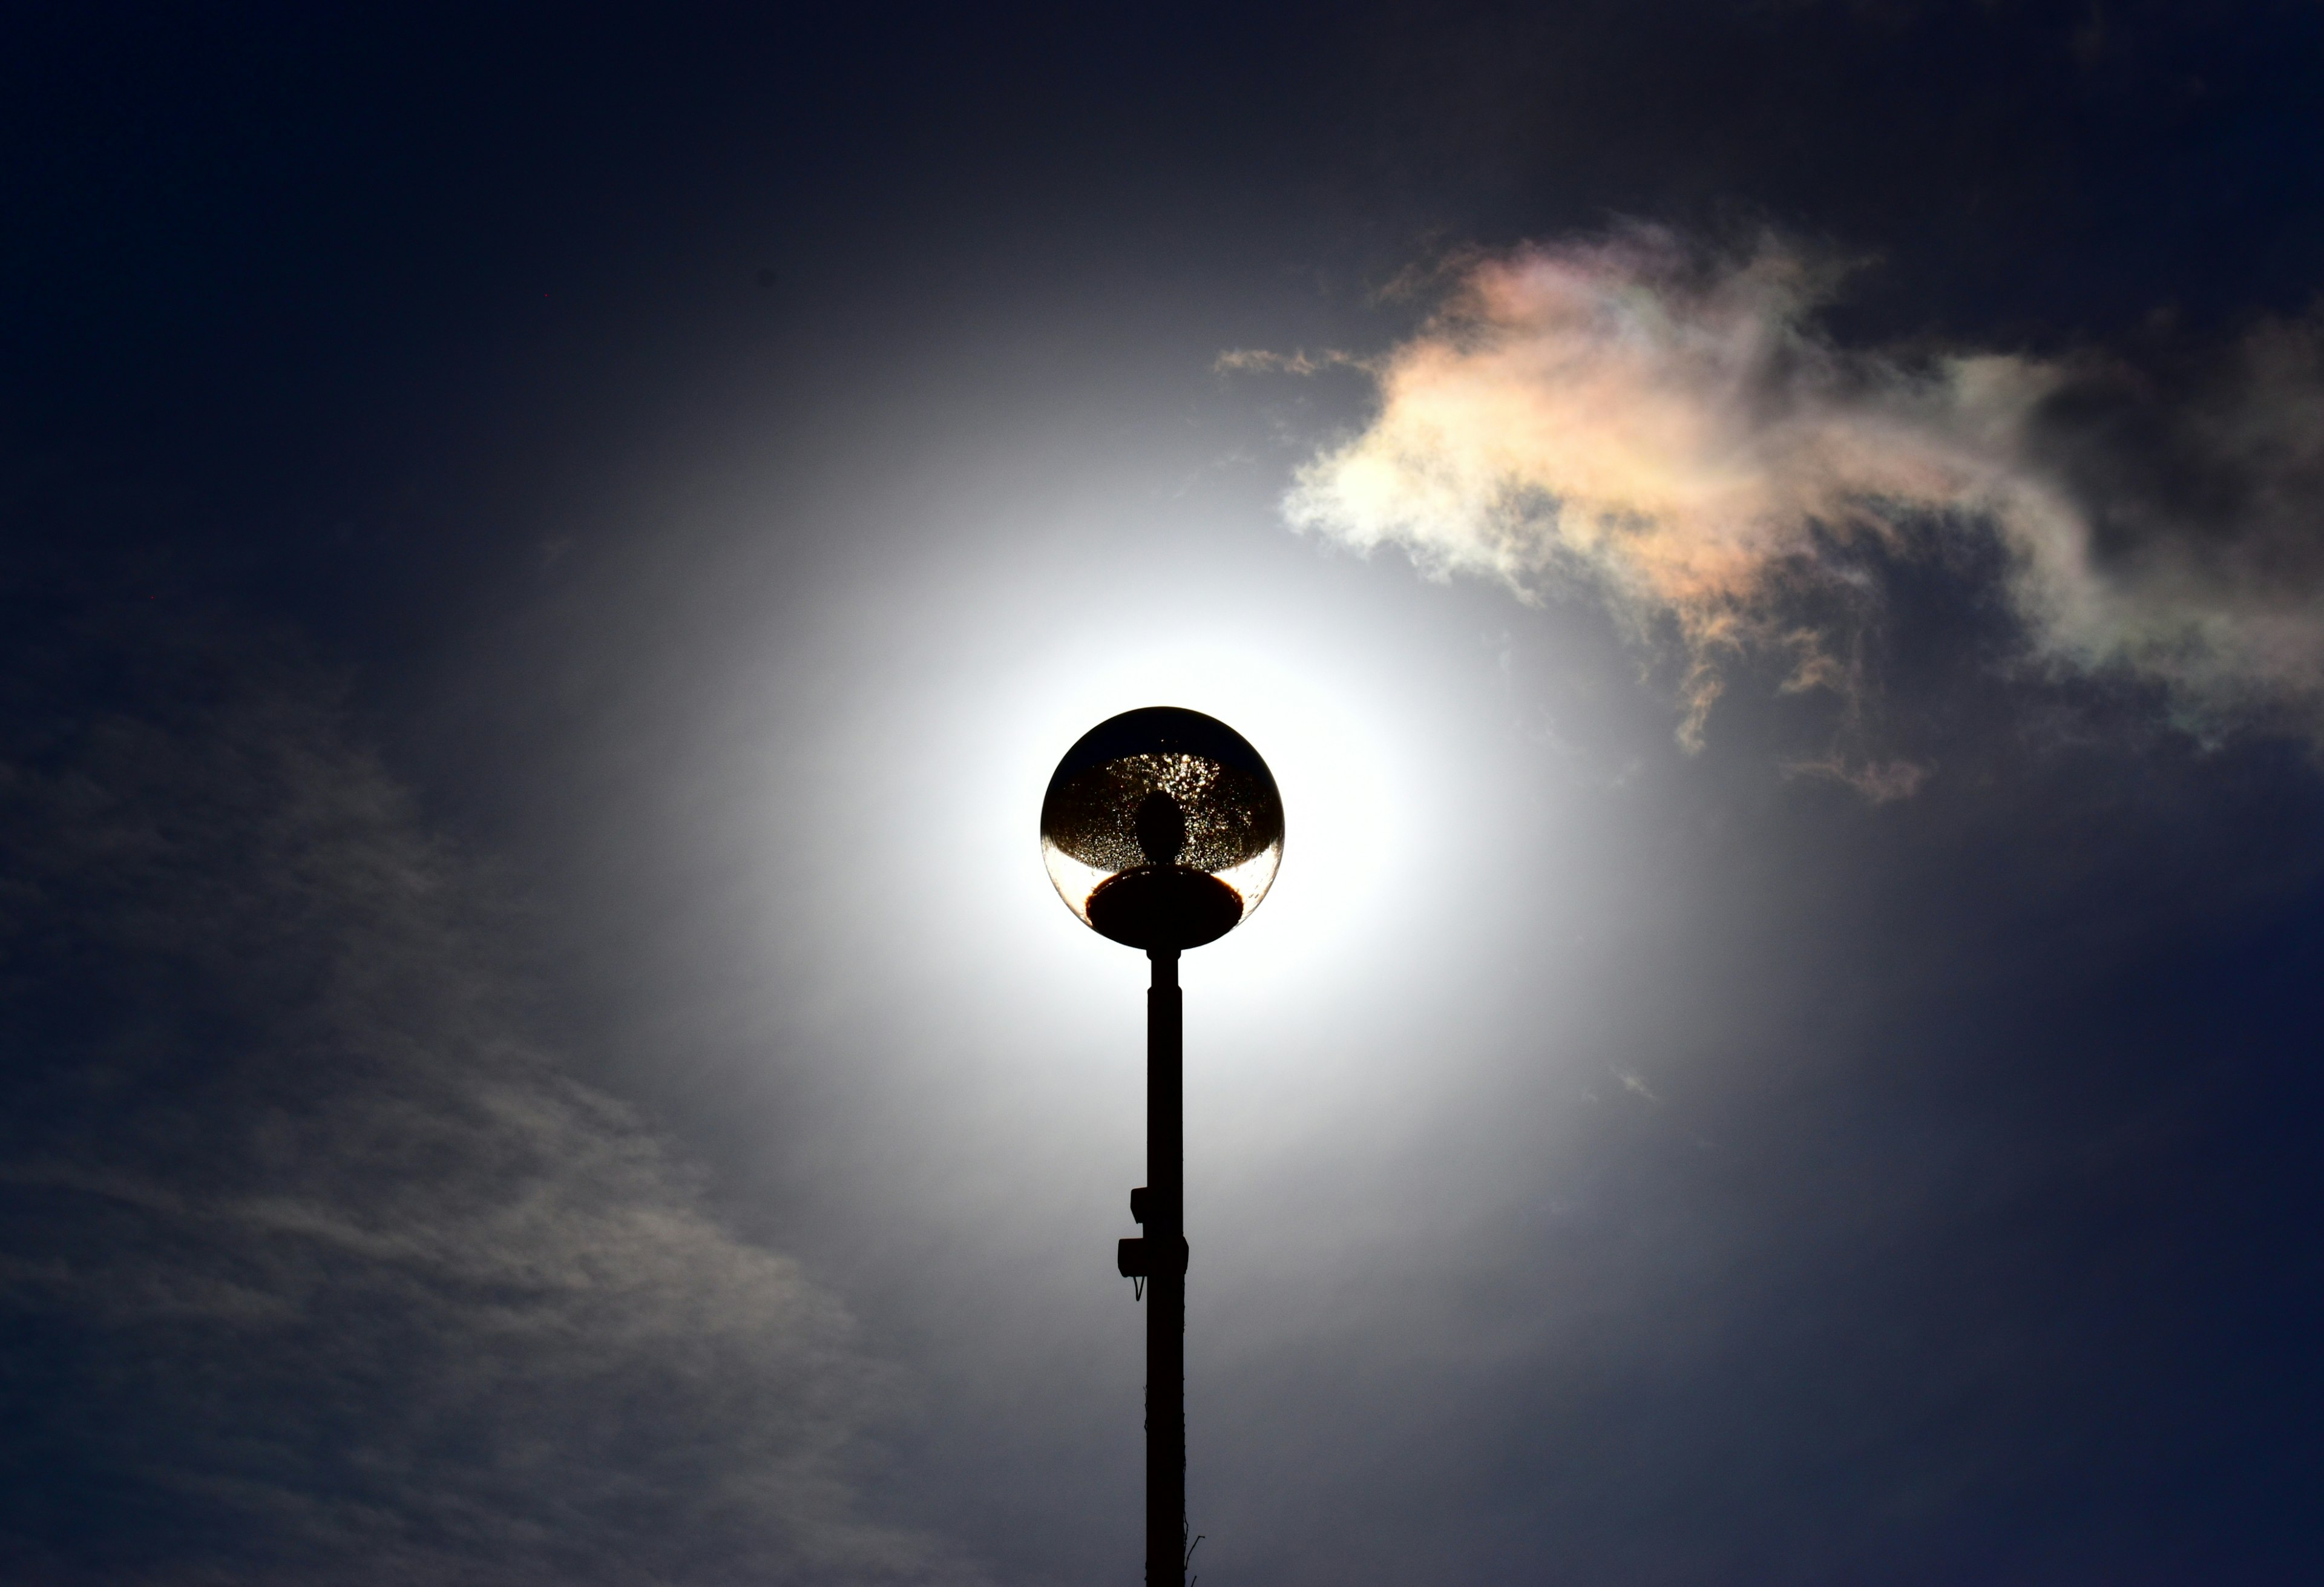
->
<box><xmin>5</xmin><ymin>5</ymin><xmax>2323</xmax><ymax>1584</ymax></box>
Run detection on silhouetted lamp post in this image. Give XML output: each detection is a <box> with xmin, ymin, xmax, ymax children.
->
<box><xmin>1041</xmin><ymin>707</ymin><xmax>1284</xmax><ymax>1587</ymax></box>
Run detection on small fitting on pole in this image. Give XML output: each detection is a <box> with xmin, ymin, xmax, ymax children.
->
<box><xmin>1115</xmin><ymin>1237</ymin><xmax>1189</xmax><ymax>1278</ymax></box>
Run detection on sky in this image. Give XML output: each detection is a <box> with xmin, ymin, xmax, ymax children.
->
<box><xmin>4</xmin><ymin>4</ymin><xmax>2323</xmax><ymax>1583</ymax></box>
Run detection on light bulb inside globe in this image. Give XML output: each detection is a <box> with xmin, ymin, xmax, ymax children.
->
<box><xmin>1040</xmin><ymin>707</ymin><xmax>1284</xmax><ymax>952</ymax></box>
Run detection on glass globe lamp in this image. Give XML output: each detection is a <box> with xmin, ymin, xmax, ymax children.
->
<box><xmin>1040</xmin><ymin>706</ymin><xmax>1284</xmax><ymax>952</ymax></box>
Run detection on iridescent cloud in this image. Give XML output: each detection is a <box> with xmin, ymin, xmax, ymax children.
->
<box><xmin>1246</xmin><ymin>231</ymin><xmax>2324</xmax><ymax>770</ymax></box>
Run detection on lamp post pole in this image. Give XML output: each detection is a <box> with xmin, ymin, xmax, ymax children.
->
<box><xmin>1146</xmin><ymin>948</ymin><xmax>1185</xmax><ymax>1587</ymax></box>
<box><xmin>1038</xmin><ymin>706</ymin><xmax>1281</xmax><ymax>1587</ymax></box>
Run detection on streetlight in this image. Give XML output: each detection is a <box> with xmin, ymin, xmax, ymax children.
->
<box><xmin>1040</xmin><ymin>706</ymin><xmax>1284</xmax><ymax>1587</ymax></box>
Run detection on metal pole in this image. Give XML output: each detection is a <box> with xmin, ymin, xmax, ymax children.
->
<box><xmin>1146</xmin><ymin>948</ymin><xmax>1185</xmax><ymax>1587</ymax></box>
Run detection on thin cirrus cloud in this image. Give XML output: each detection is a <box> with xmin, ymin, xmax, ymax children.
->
<box><xmin>0</xmin><ymin>627</ymin><xmax>981</xmax><ymax>1587</ymax></box>
<box><xmin>1230</xmin><ymin>229</ymin><xmax>2324</xmax><ymax>781</ymax></box>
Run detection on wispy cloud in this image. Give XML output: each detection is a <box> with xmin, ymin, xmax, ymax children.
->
<box><xmin>1213</xmin><ymin>347</ymin><xmax>1362</xmax><ymax>377</ymax></box>
<box><xmin>0</xmin><ymin>640</ymin><xmax>980</xmax><ymax>1586</ymax></box>
<box><xmin>1254</xmin><ymin>229</ymin><xmax>2324</xmax><ymax>766</ymax></box>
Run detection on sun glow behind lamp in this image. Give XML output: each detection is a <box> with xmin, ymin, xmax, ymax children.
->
<box><xmin>1040</xmin><ymin>707</ymin><xmax>1283</xmax><ymax>1587</ymax></box>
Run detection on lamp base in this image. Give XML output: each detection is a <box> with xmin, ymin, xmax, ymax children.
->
<box><xmin>1085</xmin><ymin>866</ymin><xmax>1244</xmax><ymax>951</ymax></box>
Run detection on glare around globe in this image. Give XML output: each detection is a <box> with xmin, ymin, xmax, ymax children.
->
<box><xmin>1040</xmin><ymin>707</ymin><xmax>1284</xmax><ymax>951</ymax></box>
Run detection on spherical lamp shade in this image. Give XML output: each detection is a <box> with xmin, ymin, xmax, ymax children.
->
<box><xmin>1040</xmin><ymin>707</ymin><xmax>1284</xmax><ymax>951</ymax></box>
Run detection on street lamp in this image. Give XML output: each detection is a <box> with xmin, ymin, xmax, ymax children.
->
<box><xmin>1041</xmin><ymin>706</ymin><xmax>1284</xmax><ymax>1587</ymax></box>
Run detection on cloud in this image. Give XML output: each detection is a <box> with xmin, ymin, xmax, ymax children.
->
<box><xmin>1213</xmin><ymin>347</ymin><xmax>1360</xmax><ymax>377</ymax></box>
<box><xmin>1785</xmin><ymin>754</ymin><xmax>1932</xmax><ymax>804</ymax></box>
<box><xmin>0</xmin><ymin>632</ymin><xmax>980</xmax><ymax>1586</ymax></box>
<box><xmin>1263</xmin><ymin>229</ymin><xmax>2324</xmax><ymax>760</ymax></box>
